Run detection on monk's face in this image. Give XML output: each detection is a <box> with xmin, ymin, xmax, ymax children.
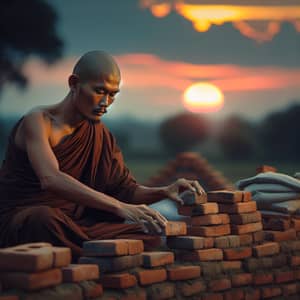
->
<box><xmin>75</xmin><ymin>75</ymin><xmax>120</xmax><ymax>121</ymax></box>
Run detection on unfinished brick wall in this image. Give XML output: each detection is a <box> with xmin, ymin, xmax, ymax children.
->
<box><xmin>1</xmin><ymin>190</ymin><xmax>300</xmax><ymax>299</ymax></box>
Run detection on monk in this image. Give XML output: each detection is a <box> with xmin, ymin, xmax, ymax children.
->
<box><xmin>0</xmin><ymin>51</ymin><xmax>205</xmax><ymax>259</ymax></box>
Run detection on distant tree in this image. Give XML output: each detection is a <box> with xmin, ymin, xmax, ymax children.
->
<box><xmin>217</xmin><ymin>115</ymin><xmax>258</xmax><ymax>160</ymax></box>
<box><xmin>159</xmin><ymin>112</ymin><xmax>210</xmax><ymax>154</ymax></box>
<box><xmin>259</xmin><ymin>103</ymin><xmax>300</xmax><ymax>161</ymax></box>
<box><xmin>0</xmin><ymin>0</ymin><xmax>63</xmax><ymax>96</ymax></box>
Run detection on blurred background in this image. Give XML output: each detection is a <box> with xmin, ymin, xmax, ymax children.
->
<box><xmin>1</xmin><ymin>0</ymin><xmax>300</xmax><ymax>184</ymax></box>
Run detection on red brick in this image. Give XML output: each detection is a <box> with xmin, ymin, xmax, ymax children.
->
<box><xmin>280</xmin><ymin>240</ymin><xmax>300</xmax><ymax>252</ymax></box>
<box><xmin>178</xmin><ymin>279</ymin><xmax>206</xmax><ymax>296</ymax></box>
<box><xmin>207</xmin><ymin>190</ymin><xmax>244</xmax><ymax>203</ymax></box>
<box><xmin>166</xmin><ymin>265</ymin><xmax>200</xmax><ymax>280</ymax></box>
<box><xmin>79</xmin><ymin>254</ymin><xmax>142</xmax><ymax>273</ymax></box>
<box><xmin>167</xmin><ymin>236</ymin><xmax>211</xmax><ymax>249</ymax></box>
<box><xmin>260</xmin><ymin>286</ymin><xmax>282</xmax><ymax>298</ymax></box>
<box><xmin>178</xmin><ymin>203</ymin><xmax>219</xmax><ymax>216</ymax></box>
<box><xmin>0</xmin><ymin>268</ymin><xmax>62</xmax><ymax>291</ymax></box>
<box><xmin>83</xmin><ymin>239</ymin><xmax>129</xmax><ymax>256</ymax></box>
<box><xmin>289</xmin><ymin>256</ymin><xmax>300</xmax><ymax>266</ymax></box>
<box><xmin>201</xmin><ymin>293</ymin><xmax>223</xmax><ymax>300</ymax></box>
<box><xmin>253</xmin><ymin>273</ymin><xmax>273</xmax><ymax>285</ymax></box>
<box><xmin>125</xmin><ymin>240</ymin><xmax>145</xmax><ymax>255</ymax></box>
<box><xmin>52</xmin><ymin>247</ymin><xmax>71</xmax><ymax>268</ymax></box>
<box><xmin>263</xmin><ymin>218</ymin><xmax>290</xmax><ymax>231</ymax></box>
<box><xmin>146</xmin><ymin>282</ymin><xmax>175</xmax><ymax>299</ymax></box>
<box><xmin>190</xmin><ymin>214</ymin><xmax>229</xmax><ymax>226</ymax></box>
<box><xmin>291</xmin><ymin>218</ymin><xmax>300</xmax><ymax>231</ymax></box>
<box><xmin>163</xmin><ymin>221</ymin><xmax>187</xmax><ymax>236</ymax></box>
<box><xmin>100</xmin><ymin>273</ymin><xmax>137</xmax><ymax>289</ymax></box>
<box><xmin>274</xmin><ymin>270</ymin><xmax>294</xmax><ymax>283</ymax></box>
<box><xmin>282</xmin><ymin>282</ymin><xmax>299</xmax><ymax>296</ymax></box>
<box><xmin>62</xmin><ymin>264</ymin><xmax>99</xmax><ymax>282</ymax></box>
<box><xmin>0</xmin><ymin>243</ymin><xmax>53</xmax><ymax>272</ymax></box>
<box><xmin>79</xmin><ymin>281</ymin><xmax>104</xmax><ymax>298</ymax></box>
<box><xmin>231</xmin><ymin>222</ymin><xmax>263</xmax><ymax>234</ymax></box>
<box><xmin>253</xmin><ymin>242</ymin><xmax>280</xmax><ymax>257</ymax></box>
<box><xmin>180</xmin><ymin>190</ymin><xmax>207</xmax><ymax>205</ymax></box>
<box><xmin>231</xmin><ymin>273</ymin><xmax>253</xmax><ymax>287</ymax></box>
<box><xmin>239</xmin><ymin>234</ymin><xmax>253</xmax><ymax>246</ymax></box>
<box><xmin>223</xmin><ymin>247</ymin><xmax>252</xmax><ymax>260</ymax></box>
<box><xmin>134</xmin><ymin>268</ymin><xmax>167</xmax><ymax>285</ymax></box>
<box><xmin>252</xmin><ymin>231</ymin><xmax>265</xmax><ymax>243</ymax></box>
<box><xmin>214</xmin><ymin>235</ymin><xmax>240</xmax><ymax>248</ymax></box>
<box><xmin>264</xmin><ymin>228</ymin><xmax>297</xmax><ymax>242</ymax></box>
<box><xmin>244</xmin><ymin>288</ymin><xmax>261</xmax><ymax>300</ymax></box>
<box><xmin>219</xmin><ymin>201</ymin><xmax>257</xmax><ymax>214</ymax></box>
<box><xmin>209</xmin><ymin>278</ymin><xmax>231</xmax><ymax>292</ymax></box>
<box><xmin>256</xmin><ymin>165</ymin><xmax>277</xmax><ymax>173</ymax></box>
<box><xmin>229</xmin><ymin>211</ymin><xmax>262</xmax><ymax>225</ymax></box>
<box><xmin>188</xmin><ymin>224</ymin><xmax>231</xmax><ymax>237</ymax></box>
<box><xmin>221</xmin><ymin>261</ymin><xmax>242</xmax><ymax>272</ymax></box>
<box><xmin>224</xmin><ymin>289</ymin><xmax>244</xmax><ymax>300</ymax></box>
<box><xmin>180</xmin><ymin>248</ymin><xmax>223</xmax><ymax>261</ymax></box>
<box><xmin>142</xmin><ymin>251</ymin><xmax>174</xmax><ymax>268</ymax></box>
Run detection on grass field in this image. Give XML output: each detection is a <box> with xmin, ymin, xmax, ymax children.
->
<box><xmin>126</xmin><ymin>158</ymin><xmax>298</xmax><ymax>186</ymax></box>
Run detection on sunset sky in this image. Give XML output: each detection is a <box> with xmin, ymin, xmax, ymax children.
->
<box><xmin>1</xmin><ymin>0</ymin><xmax>299</xmax><ymax>122</ymax></box>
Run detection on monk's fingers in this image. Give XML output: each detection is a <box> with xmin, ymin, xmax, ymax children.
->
<box><xmin>168</xmin><ymin>193</ymin><xmax>184</xmax><ymax>206</ymax></box>
<box><xmin>176</xmin><ymin>178</ymin><xmax>196</xmax><ymax>193</ymax></box>
<box><xmin>145</xmin><ymin>208</ymin><xmax>168</xmax><ymax>226</ymax></box>
<box><xmin>190</xmin><ymin>180</ymin><xmax>206</xmax><ymax>195</ymax></box>
<box><xmin>141</xmin><ymin>218</ymin><xmax>162</xmax><ymax>234</ymax></box>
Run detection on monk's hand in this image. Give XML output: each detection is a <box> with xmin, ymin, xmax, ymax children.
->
<box><xmin>119</xmin><ymin>203</ymin><xmax>167</xmax><ymax>234</ymax></box>
<box><xmin>165</xmin><ymin>178</ymin><xmax>206</xmax><ymax>205</ymax></box>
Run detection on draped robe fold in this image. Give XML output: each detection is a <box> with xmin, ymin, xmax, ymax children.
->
<box><xmin>0</xmin><ymin>119</ymin><xmax>160</xmax><ymax>258</ymax></box>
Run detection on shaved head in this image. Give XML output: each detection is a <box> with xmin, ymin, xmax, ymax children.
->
<box><xmin>73</xmin><ymin>50</ymin><xmax>121</xmax><ymax>83</ymax></box>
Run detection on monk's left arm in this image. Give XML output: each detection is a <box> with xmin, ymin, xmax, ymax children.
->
<box><xmin>131</xmin><ymin>178</ymin><xmax>206</xmax><ymax>205</ymax></box>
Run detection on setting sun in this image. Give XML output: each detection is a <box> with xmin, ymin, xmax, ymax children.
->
<box><xmin>183</xmin><ymin>82</ymin><xmax>224</xmax><ymax>113</ymax></box>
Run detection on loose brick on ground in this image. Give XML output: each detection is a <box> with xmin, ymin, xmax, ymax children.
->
<box><xmin>133</xmin><ymin>268</ymin><xmax>167</xmax><ymax>285</ymax></box>
<box><xmin>229</xmin><ymin>211</ymin><xmax>262</xmax><ymax>225</ymax></box>
<box><xmin>180</xmin><ymin>190</ymin><xmax>207</xmax><ymax>205</ymax></box>
<box><xmin>178</xmin><ymin>278</ymin><xmax>206</xmax><ymax>296</ymax></box>
<box><xmin>163</xmin><ymin>221</ymin><xmax>187</xmax><ymax>236</ymax></box>
<box><xmin>178</xmin><ymin>203</ymin><xmax>219</xmax><ymax>216</ymax></box>
<box><xmin>214</xmin><ymin>235</ymin><xmax>240</xmax><ymax>249</ymax></box>
<box><xmin>146</xmin><ymin>282</ymin><xmax>175</xmax><ymax>300</ymax></box>
<box><xmin>231</xmin><ymin>273</ymin><xmax>253</xmax><ymax>287</ymax></box>
<box><xmin>167</xmin><ymin>236</ymin><xmax>210</xmax><ymax>249</ymax></box>
<box><xmin>62</xmin><ymin>264</ymin><xmax>99</xmax><ymax>282</ymax></box>
<box><xmin>100</xmin><ymin>273</ymin><xmax>137</xmax><ymax>289</ymax></box>
<box><xmin>188</xmin><ymin>224</ymin><xmax>231</xmax><ymax>237</ymax></box>
<box><xmin>79</xmin><ymin>254</ymin><xmax>142</xmax><ymax>273</ymax></box>
<box><xmin>179</xmin><ymin>248</ymin><xmax>223</xmax><ymax>262</ymax></box>
<box><xmin>209</xmin><ymin>278</ymin><xmax>231</xmax><ymax>292</ymax></box>
<box><xmin>223</xmin><ymin>247</ymin><xmax>252</xmax><ymax>260</ymax></box>
<box><xmin>231</xmin><ymin>222</ymin><xmax>263</xmax><ymax>235</ymax></box>
<box><xmin>0</xmin><ymin>268</ymin><xmax>62</xmax><ymax>291</ymax></box>
<box><xmin>219</xmin><ymin>201</ymin><xmax>257</xmax><ymax>214</ymax></box>
<box><xmin>142</xmin><ymin>251</ymin><xmax>174</xmax><ymax>268</ymax></box>
<box><xmin>264</xmin><ymin>228</ymin><xmax>297</xmax><ymax>242</ymax></box>
<box><xmin>253</xmin><ymin>242</ymin><xmax>280</xmax><ymax>257</ymax></box>
<box><xmin>190</xmin><ymin>214</ymin><xmax>230</xmax><ymax>226</ymax></box>
<box><xmin>167</xmin><ymin>265</ymin><xmax>201</xmax><ymax>280</ymax></box>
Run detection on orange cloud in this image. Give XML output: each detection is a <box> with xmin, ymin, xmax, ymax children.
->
<box><xmin>23</xmin><ymin>53</ymin><xmax>300</xmax><ymax>94</ymax></box>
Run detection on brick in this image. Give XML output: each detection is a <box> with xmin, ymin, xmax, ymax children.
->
<box><xmin>260</xmin><ymin>286</ymin><xmax>282</xmax><ymax>298</ymax></box>
<box><xmin>0</xmin><ymin>268</ymin><xmax>62</xmax><ymax>291</ymax></box>
<box><xmin>190</xmin><ymin>214</ymin><xmax>229</xmax><ymax>226</ymax></box>
<box><xmin>253</xmin><ymin>242</ymin><xmax>280</xmax><ymax>257</ymax></box>
<box><xmin>134</xmin><ymin>268</ymin><xmax>167</xmax><ymax>285</ymax></box>
<box><xmin>178</xmin><ymin>278</ymin><xmax>206</xmax><ymax>296</ymax></box>
<box><xmin>104</xmin><ymin>287</ymin><xmax>146</xmax><ymax>300</ymax></box>
<box><xmin>289</xmin><ymin>256</ymin><xmax>300</xmax><ymax>266</ymax></box>
<box><xmin>146</xmin><ymin>282</ymin><xmax>175</xmax><ymax>300</ymax></box>
<box><xmin>263</xmin><ymin>218</ymin><xmax>290</xmax><ymax>231</ymax></box>
<box><xmin>221</xmin><ymin>261</ymin><xmax>242</xmax><ymax>272</ymax></box>
<box><xmin>239</xmin><ymin>234</ymin><xmax>253</xmax><ymax>246</ymax></box>
<box><xmin>52</xmin><ymin>247</ymin><xmax>72</xmax><ymax>268</ymax></box>
<box><xmin>231</xmin><ymin>222</ymin><xmax>263</xmax><ymax>234</ymax></box>
<box><xmin>253</xmin><ymin>273</ymin><xmax>273</xmax><ymax>285</ymax></box>
<box><xmin>188</xmin><ymin>224</ymin><xmax>231</xmax><ymax>237</ymax></box>
<box><xmin>180</xmin><ymin>189</ymin><xmax>207</xmax><ymax>205</ymax></box>
<box><xmin>163</xmin><ymin>221</ymin><xmax>187</xmax><ymax>236</ymax></box>
<box><xmin>178</xmin><ymin>203</ymin><xmax>218</xmax><ymax>216</ymax></box>
<box><xmin>201</xmin><ymin>293</ymin><xmax>223</xmax><ymax>300</ymax></box>
<box><xmin>167</xmin><ymin>236</ymin><xmax>211</xmax><ymax>249</ymax></box>
<box><xmin>0</xmin><ymin>243</ymin><xmax>53</xmax><ymax>272</ymax></box>
<box><xmin>280</xmin><ymin>240</ymin><xmax>300</xmax><ymax>252</ymax></box>
<box><xmin>207</xmin><ymin>190</ymin><xmax>250</xmax><ymax>203</ymax></box>
<box><xmin>62</xmin><ymin>264</ymin><xmax>99</xmax><ymax>282</ymax></box>
<box><xmin>209</xmin><ymin>278</ymin><xmax>231</xmax><ymax>292</ymax></box>
<box><xmin>282</xmin><ymin>282</ymin><xmax>299</xmax><ymax>296</ymax></box>
<box><xmin>264</xmin><ymin>228</ymin><xmax>297</xmax><ymax>242</ymax></box>
<box><xmin>252</xmin><ymin>231</ymin><xmax>265</xmax><ymax>243</ymax></box>
<box><xmin>291</xmin><ymin>218</ymin><xmax>300</xmax><ymax>231</ymax></box>
<box><xmin>126</xmin><ymin>240</ymin><xmax>145</xmax><ymax>255</ymax></box>
<box><xmin>223</xmin><ymin>247</ymin><xmax>252</xmax><ymax>260</ymax></box>
<box><xmin>274</xmin><ymin>270</ymin><xmax>294</xmax><ymax>283</ymax></box>
<box><xmin>167</xmin><ymin>265</ymin><xmax>201</xmax><ymax>280</ymax></box>
<box><xmin>229</xmin><ymin>211</ymin><xmax>262</xmax><ymax>225</ymax></box>
<box><xmin>79</xmin><ymin>254</ymin><xmax>142</xmax><ymax>273</ymax></box>
<box><xmin>214</xmin><ymin>235</ymin><xmax>240</xmax><ymax>249</ymax></box>
<box><xmin>244</xmin><ymin>255</ymin><xmax>287</xmax><ymax>272</ymax></box>
<box><xmin>224</xmin><ymin>289</ymin><xmax>244</xmax><ymax>300</ymax></box>
<box><xmin>100</xmin><ymin>273</ymin><xmax>137</xmax><ymax>289</ymax></box>
<box><xmin>180</xmin><ymin>248</ymin><xmax>223</xmax><ymax>261</ymax></box>
<box><xmin>232</xmin><ymin>273</ymin><xmax>253</xmax><ymax>287</ymax></box>
<box><xmin>199</xmin><ymin>262</ymin><xmax>222</xmax><ymax>277</ymax></box>
<box><xmin>256</xmin><ymin>165</ymin><xmax>277</xmax><ymax>173</ymax></box>
<box><xmin>244</xmin><ymin>288</ymin><xmax>261</xmax><ymax>300</ymax></box>
<box><xmin>219</xmin><ymin>201</ymin><xmax>257</xmax><ymax>214</ymax></box>
<box><xmin>142</xmin><ymin>251</ymin><xmax>174</xmax><ymax>268</ymax></box>
<box><xmin>79</xmin><ymin>280</ymin><xmax>103</xmax><ymax>299</ymax></box>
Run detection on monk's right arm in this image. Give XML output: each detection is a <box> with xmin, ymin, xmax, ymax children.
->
<box><xmin>23</xmin><ymin>112</ymin><xmax>123</xmax><ymax>214</ymax></box>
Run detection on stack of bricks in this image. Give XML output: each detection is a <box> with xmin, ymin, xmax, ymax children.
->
<box><xmin>146</xmin><ymin>152</ymin><xmax>234</xmax><ymax>191</ymax></box>
<box><xmin>0</xmin><ymin>243</ymin><xmax>102</xmax><ymax>300</ymax></box>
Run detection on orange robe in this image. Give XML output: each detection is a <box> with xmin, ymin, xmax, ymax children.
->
<box><xmin>0</xmin><ymin>119</ymin><xmax>160</xmax><ymax>259</ymax></box>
